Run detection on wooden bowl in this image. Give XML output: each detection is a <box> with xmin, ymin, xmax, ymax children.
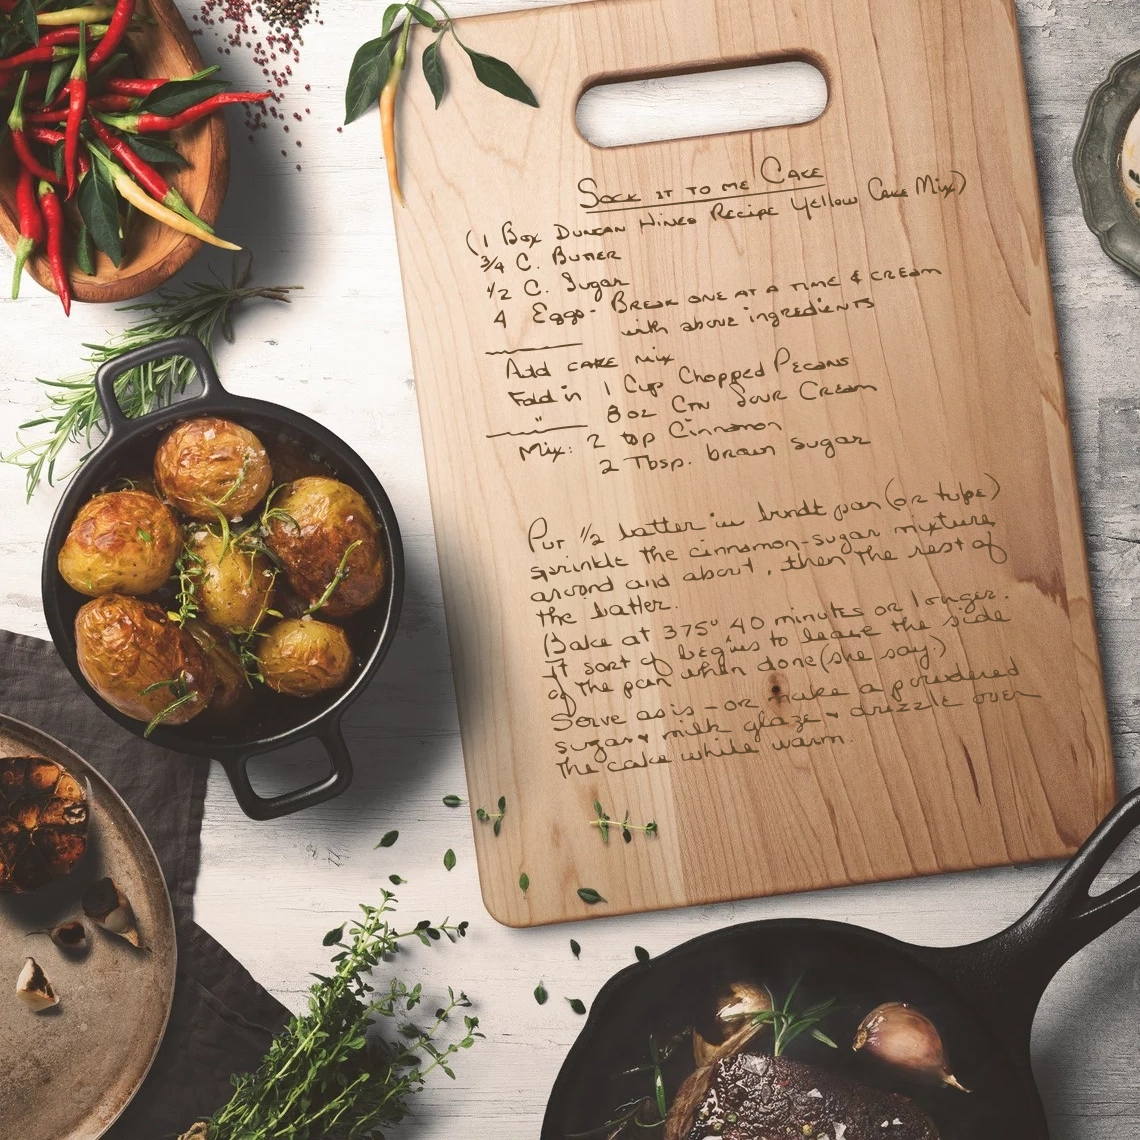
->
<box><xmin>0</xmin><ymin>0</ymin><xmax>230</xmax><ymax>304</ymax></box>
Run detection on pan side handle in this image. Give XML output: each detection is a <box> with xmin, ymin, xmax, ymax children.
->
<box><xmin>940</xmin><ymin>787</ymin><xmax>1140</xmax><ymax>1028</ymax></box>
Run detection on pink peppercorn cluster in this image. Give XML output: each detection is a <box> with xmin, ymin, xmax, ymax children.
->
<box><xmin>190</xmin><ymin>0</ymin><xmax>319</xmax><ymax>169</ymax></box>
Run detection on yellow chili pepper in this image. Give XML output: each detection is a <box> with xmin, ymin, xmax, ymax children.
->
<box><xmin>37</xmin><ymin>6</ymin><xmax>114</xmax><ymax>26</ymax></box>
<box><xmin>380</xmin><ymin>16</ymin><xmax>412</xmax><ymax>208</ymax></box>
<box><xmin>92</xmin><ymin>150</ymin><xmax>240</xmax><ymax>250</ymax></box>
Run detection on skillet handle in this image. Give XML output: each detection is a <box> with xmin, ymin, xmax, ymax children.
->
<box><xmin>94</xmin><ymin>334</ymin><xmax>226</xmax><ymax>439</ymax></box>
<box><xmin>222</xmin><ymin>723</ymin><xmax>354</xmax><ymax>821</ymax></box>
<box><xmin>1015</xmin><ymin>786</ymin><xmax>1140</xmax><ymax>960</ymax></box>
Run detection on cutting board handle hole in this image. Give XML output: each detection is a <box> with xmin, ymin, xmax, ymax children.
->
<box><xmin>575</xmin><ymin>59</ymin><xmax>828</xmax><ymax>149</ymax></box>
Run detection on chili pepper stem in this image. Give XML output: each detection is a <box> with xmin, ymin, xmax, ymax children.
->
<box><xmin>11</xmin><ymin>236</ymin><xmax>34</xmax><ymax>300</ymax></box>
<box><xmin>381</xmin><ymin>15</ymin><xmax>412</xmax><ymax>208</ymax></box>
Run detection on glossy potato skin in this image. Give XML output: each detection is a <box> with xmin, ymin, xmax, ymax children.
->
<box><xmin>58</xmin><ymin>490</ymin><xmax>180</xmax><ymax>597</ymax></box>
<box><xmin>265</xmin><ymin>477</ymin><xmax>385</xmax><ymax>618</ymax></box>
<box><xmin>154</xmin><ymin>416</ymin><xmax>273</xmax><ymax>520</ymax></box>
<box><xmin>186</xmin><ymin>527</ymin><xmax>276</xmax><ymax>633</ymax></box>
<box><xmin>257</xmin><ymin>618</ymin><xmax>353</xmax><ymax>697</ymax></box>
<box><xmin>185</xmin><ymin>620</ymin><xmax>253</xmax><ymax>721</ymax></box>
<box><xmin>74</xmin><ymin>595</ymin><xmax>215</xmax><ymax>726</ymax></box>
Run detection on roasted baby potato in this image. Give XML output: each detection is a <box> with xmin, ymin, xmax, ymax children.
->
<box><xmin>154</xmin><ymin>417</ymin><xmax>272</xmax><ymax>521</ymax></box>
<box><xmin>185</xmin><ymin>620</ymin><xmax>252</xmax><ymax>721</ymax></box>
<box><xmin>58</xmin><ymin>490</ymin><xmax>180</xmax><ymax>597</ymax></box>
<box><xmin>265</xmin><ymin>477</ymin><xmax>385</xmax><ymax>618</ymax></box>
<box><xmin>185</xmin><ymin>527</ymin><xmax>276</xmax><ymax>633</ymax></box>
<box><xmin>257</xmin><ymin>618</ymin><xmax>353</xmax><ymax>697</ymax></box>
<box><xmin>74</xmin><ymin>595</ymin><xmax>215</xmax><ymax>727</ymax></box>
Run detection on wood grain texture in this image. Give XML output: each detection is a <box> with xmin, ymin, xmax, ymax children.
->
<box><xmin>0</xmin><ymin>0</ymin><xmax>229</xmax><ymax>305</ymax></box>
<box><xmin>391</xmin><ymin>0</ymin><xmax>1114</xmax><ymax>925</ymax></box>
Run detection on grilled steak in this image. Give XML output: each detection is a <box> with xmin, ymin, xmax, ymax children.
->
<box><xmin>665</xmin><ymin>1052</ymin><xmax>939</xmax><ymax>1140</ymax></box>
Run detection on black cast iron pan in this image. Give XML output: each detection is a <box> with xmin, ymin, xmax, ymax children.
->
<box><xmin>544</xmin><ymin>787</ymin><xmax>1140</xmax><ymax>1139</ymax></box>
<box><xmin>41</xmin><ymin>335</ymin><xmax>404</xmax><ymax>821</ymax></box>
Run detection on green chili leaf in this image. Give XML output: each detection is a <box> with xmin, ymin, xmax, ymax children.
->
<box><xmin>442</xmin><ymin>794</ymin><xmax>465</xmax><ymax>807</ymax></box>
<box><xmin>570</xmin><ymin>938</ymin><xmax>581</xmax><ymax>959</ymax></box>
<box><xmin>376</xmin><ymin>829</ymin><xmax>399</xmax><ymax>848</ymax></box>
<box><xmin>345</xmin><ymin>32</ymin><xmax>396</xmax><ymax>124</ymax></box>
<box><xmin>74</xmin><ymin>222</ymin><xmax>96</xmax><ymax>277</ymax></box>
<box><xmin>422</xmin><ymin>35</ymin><xmax>445</xmax><ymax>109</ymax></box>
<box><xmin>78</xmin><ymin>157</ymin><xmax>122</xmax><ymax>267</ymax></box>
<box><xmin>462</xmin><ymin>46</ymin><xmax>538</xmax><ymax>107</ymax></box>
<box><xmin>381</xmin><ymin>2</ymin><xmax>403</xmax><ymax>35</ymax></box>
<box><xmin>577</xmin><ymin>887</ymin><xmax>606</xmax><ymax>905</ymax></box>
<box><xmin>406</xmin><ymin>3</ymin><xmax>437</xmax><ymax>28</ymax></box>
<box><xmin>534</xmin><ymin>981</ymin><xmax>547</xmax><ymax>1005</ymax></box>
<box><xmin>519</xmin><ymin>872</ymin><xmax>529</xmax><ymax>895</ymax></box>
<box><xmin>443</xmin><ymin>848</ymin><xmax>456</xmax><ymax>871</ymax></box>
<box><xmin>138</xmin><ymin>77</ymin><xmax>231</xmax><ymax>117</ymax></box>
<box><xmin>566</xmin><ymin>997</ymin><xmax>587</xmax><ymax>1015</ymax></box>
<box><xmin>322</xmin><ymin>923</ymin><xmax>346</xmax><ymax>946</ymax></box>
<box><xmin>45</xmin><ymin>57</ymin><xmax>72</xmax><ymax>104</ymax></box>
<box><xmin>126</xmin><ymin>134</ymin><xmax>191</xmax><ymax>169</ymax></box>
<box><xmin>634</xmin><ymin>945</ymin><xmax>650</xmax><ymax>964</ymax></box>
<box><xmin>15</xmin><ymin>0</ymin><xmax>38</xmax><ymax>44</ymax></box>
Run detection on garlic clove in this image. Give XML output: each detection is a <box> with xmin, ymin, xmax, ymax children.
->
<box><xmin>16</xmin><ymin>957</ymin><xmax>59</xmax><ymax>1011</ymax></box>
<box><xmin>82</xmin><ymin>876</ymin><xmax>141</xmax><ymax>947</ymax></box>
<box><xmin>50</xmin><ymin>919</ymin><xmax>88</xmax><ymax>952</ymax></box>
<box><xmin>853</xmin><ymin>1001</ymin><xmax>970</xmax><ymax>1093</ymax></box>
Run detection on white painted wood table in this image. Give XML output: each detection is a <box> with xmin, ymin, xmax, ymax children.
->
<box><xmin>2</xmin><ymin>0</ymin><xmax>1140</xmax><ymax>1134</ymax></box>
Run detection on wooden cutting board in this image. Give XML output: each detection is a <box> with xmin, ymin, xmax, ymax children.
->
<box><xmin>391</xmin><ymin>0</ymin><xmax>1114</xmax><ymax>926</ymax></box>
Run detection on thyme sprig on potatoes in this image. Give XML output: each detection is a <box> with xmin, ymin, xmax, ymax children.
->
<box><xmin>181</xmin><ymin>891</ymin><xmax>480</xmax><ymax>1140</ymax></box>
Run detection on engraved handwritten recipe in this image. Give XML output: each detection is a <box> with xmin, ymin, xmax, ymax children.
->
<box><xmin>392</xmin><ymin>0</ymin><xmax>1114</xmax><ymax>925</ymax></box>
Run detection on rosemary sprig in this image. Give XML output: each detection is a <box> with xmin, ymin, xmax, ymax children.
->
<box><xmin>306</xmin><ymin>539</ymin><xmax>363</xmax><ymax>615</ymax></box>
<box><xmin>140</xmin><ymin>674</ymin><xmax>193</xmax><ymax>738</ymax></box>
<box><xmin>3</xmin><ymin>257</ymin><xmax>300</xmax><ymax>500</ymax></box>
<box><xmin>744</xmin><ymin>978</ymin><xmax>839</xmax><ymax>1057</ymax></box>
<box><xmin>168</xmin><ymin>539</ymin><xmax>204</xmax><ymax>626</ymax></box>
<box><xmin>183</xmin><ymin>891</ymin><xmax>479</xmax><ymax>1140</ymax></box>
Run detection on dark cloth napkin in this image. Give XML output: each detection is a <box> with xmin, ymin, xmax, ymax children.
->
<box><xmin>0</xmin><ymin>629</ymin><xmax>288</xmax><ymax>1139</ymax></box>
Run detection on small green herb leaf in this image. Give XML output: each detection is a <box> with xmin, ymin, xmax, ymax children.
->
<box><xmin>322</xmin><ymin>924</ymin><xmax>346</xmax><ymax>946</ymax></box>
<box><xmin>406</xmin><ymin>3</ymin><xmax>437</xmax><ymax>27</ymax></box>
<box><xmin>137</xmin><ymin>528</ymin><xmax>152</xmax><ymax>543</ymax></box>
<box><xmin>345</xmin><ymin>33</ymin><xmax>395</xmax><ymax>124</ymax></box>
<box><xmin>497</xmin><ymin>796</ymin><xmax>507</xmax><ymax>812</ymax></box>
<box><xmin>534</xmin><ymin>981</ymin><xmax>548</xmax><ymax>1005</ymax></box>
<box><xmin>634</xmin><ymin>945</ymin><xmax>650</xmax><ymax>964</ymax></box>
<box><xmin>376</xmin><ymin>830</ymin><xmax>399</xmax><ymax>848</ymax></box>
<box><xmin>566</xmin><ymin>997</ymin><xmax>587</xmax><ymax>1015</ymax></box>
<box><xmin>519</xmin><ymin>872</ymin><xmax>529</xmax><ymax>895</ymax></box>
<box><xmin>388</xmin><ymin>874</ymin><xmax>406</xmax><ymax>885</ymax></box>
<box><xmin>570</xmin><ymin>939</ymin><xmax>581</xmax><ymax>959</ymax></box>
<box><xmin>475</xmin><ymin>807</ymin><xmax>489</xmax><ymax>821</ymax></box>
<box><xmin>443</xmin><ymin>848</ymin><xmax>456</xmax><ymax>871</ymax></box>
<box><xmin>442</xmin><ymin>794</ymin><xmax>465</xmax><ymax>807</ymax></box>
<box><xmin>422</xmin><ymin>35</ymin><xmax>446</xmax><ymax>108</ymax></box>
<box><xmin>577</xmin><ymin>887</ymin><xmax>606</xmax><ymax>905</ymax></box>
<box><xmin>463</xmin><ymin>46</ymin><xmax>538</xmax><ymax>107</ymax></box>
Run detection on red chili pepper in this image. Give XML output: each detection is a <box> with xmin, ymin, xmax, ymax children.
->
<box><xmin>87</xmin><ymin>115</ymin><xmax>213</xmax><ymax>230</ymax></box>
<box><xmin>100</xmin><ymin>89</ymin><xmax>271</xmax><ymax>133</ymax></box>
<box><xmin>24</xmin><ymin>109</ymin><xmax>69</xmax><ymax>123</ymax></box>
<box><xmin>7</xmin><ymin>73</ymin><xmax>61</xmax><ymax>185</ymax></box>
<box><xmin>10</xmin><ymin>168</ymin><xmax>44</xmax><ymax>300</ymax></box>
<box><xmin>87</xmin><ymin>0</ymin><xmax>134</xmax><ymax>67</ymax></box>
<box><xmin>103</xmin><ymin>75</ymin><xmax>165</xmax><ymax>95</ymax></box>
<box><xmin>30</xmin><ymin>126</ymin><xmax>65</xmax><ymax>144</ymax></box>
<box><xmin>36</xmin><ymin>180</ymin><xmax>70</xmax><ymax>316</ymax></box>
<box><xmin>64</xmin><ymin>24</ymin><xmax>88</xmax><ymax>197</ymax></box>
<box><xmin>88</xmin><ymin>92</ymin><xmax>135</xmax><ymax>111</ymax></box>
<box><xmin>35</xmin><ymin>23</ymin><xmax>108</xmax><ymax>48</ymax></box>
<box><xmin>0</xmin><ymin>45</ymin><xmax>78</xmax><ymax>72</ymax></box>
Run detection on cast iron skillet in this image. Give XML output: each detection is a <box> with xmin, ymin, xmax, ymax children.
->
<box><xmin>41</xmin><ymin>335</ymin><xmax>404</xmax><ymax>821</ymax></box>
<box><xmin>544</xmin><ymin>788</ymin><xmax>1140</xmax><ymax>1139</ymax></box>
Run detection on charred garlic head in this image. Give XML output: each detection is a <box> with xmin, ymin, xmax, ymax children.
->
<box><xmin>853</xmin><ymin>1001</ymin><xmax>970</xmax><ymax>1092</ymax></box>
<box><xmin>82</xmin><ymin>876</ymin><xmax>141</xmax><ymax>947</ymax></box>
<box><xmin>16</xmin><ymin>957</ymin><xmax>59</xmax><ymax>1011</ymax></box>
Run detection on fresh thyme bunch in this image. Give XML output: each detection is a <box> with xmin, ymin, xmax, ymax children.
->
<box><xmin>4</xmin><ymin>256</ymin><xmax>299</xmax><ymax>500</ymax></box>
<box><xmin>180</xmin><ymin>891</ymin><xmax>479</xmax><ymax>1140</ymax></box>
